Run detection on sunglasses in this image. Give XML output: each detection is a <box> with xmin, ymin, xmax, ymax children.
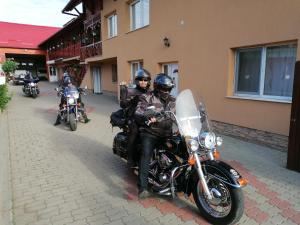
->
<box><xmin>137</xmin><ymin>78</ymin><xmax>149</xmax><ymax>82</ymax></box>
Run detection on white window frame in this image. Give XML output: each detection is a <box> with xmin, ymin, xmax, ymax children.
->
<box><xmin>130</xmin><ymin>61</ymin><xmax>143</xmax><ymax>82</ymax></box>
<box><xmin>130</xmin><ymin>0</ymin><xmax>149</xmax><ymax>31</ymax></box>
<box><xmin>108</xmin><ymin>14</ymin><xmax>118</xmax><ymax>38</ymax></box>
<box><xmin>234</xmin><ymin>44</ymin><xmax>296</xmax><ymax>102</ymax></box>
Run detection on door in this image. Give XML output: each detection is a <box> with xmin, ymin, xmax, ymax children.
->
<box><xmin>92</xmin><ymin>67</ymin><xmax>101</xmax><ymax>94</ymax></box>
<box><xmin>49</xmin><ymin>66</ymin><xmax>58</xmax><ymax>82</ymax></box>
<box><xmin>163</xmin><ymin>63</ymin><xmax>179</xmax><ymax>97</ymax></box>
<box><xmin>287</xmin><ymin>61</ymin><xmax>300</xmax><ymax>172</ymax></box>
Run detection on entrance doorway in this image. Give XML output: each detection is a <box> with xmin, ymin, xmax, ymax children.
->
<box><xmin>49</xmin><ymin>66</ymin><xmax>58</xmax><ymax>82</ymax></box>
<box><xmin>162</xmin><ymin>63</ymin><xmax>179</xmax><ymax>97</ymax></box>
<box><xmin>92</xmin><ymin>67</ymin><xmax>101</xmax><ymax>94</ymax></box>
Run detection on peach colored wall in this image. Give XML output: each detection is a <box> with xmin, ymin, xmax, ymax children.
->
<box><xmin>87</xmin><ymin>0</ymin><xmax>300</xmax><ymax>135</ymax></box>
<box><xmin>101</xmin><ymin>63</ymin><xmax>118</xmax><ymax>93</ymax></box>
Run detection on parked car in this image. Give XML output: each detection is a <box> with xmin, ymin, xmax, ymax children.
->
<box><xmin>13</xmin><ymin>70</ymin><xmax>27</xmax><ymax>85</ymax></box>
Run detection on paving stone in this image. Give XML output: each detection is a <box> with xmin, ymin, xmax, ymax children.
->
<box><xmin>5</xmin><ymin>82</ymin><xmax>300</xmax><ymax>225</ymax></box>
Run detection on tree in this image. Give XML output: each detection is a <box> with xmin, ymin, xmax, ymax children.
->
<box><xmin>2</xmin><ymin>60</ymin><xmax>18</xmax><ymax>82</ymax></box>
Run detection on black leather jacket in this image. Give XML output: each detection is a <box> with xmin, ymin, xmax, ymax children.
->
<box><xmin>135</xmin><ymin>90</ymin><xmax>175</xmax><ymax>137</ymax></box>
<box><xmin>120</xmin><ymin>85</ymin><xmax>149</xmax><ymax>118</ymax></box>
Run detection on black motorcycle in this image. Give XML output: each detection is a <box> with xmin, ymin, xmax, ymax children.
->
<box><xmin>55</xmin><ymin>86</ymin><xmax>87</xmax><ymax>131</ymax></box>
<box><xmin>111</xmin><ymin>89</ymin><xmax>247</xmax><ymax>225</ymax></box>
<box><xmin>22</xmin><ymin>77</ymin><xmax>39</xmax><ymax>98</ymax></box>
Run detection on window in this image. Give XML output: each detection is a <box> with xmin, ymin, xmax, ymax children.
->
<box><xmin>108</xmin><ymin>14</ymin><xmax>117</xmax><ymax>38</ymax></box>
<box><xmin>112</xmin><ymin>64</ymin><xmax>117</xmax><ymax>82</ymax></box>
<box><xmin>130</xmin><ymin>0</ymin><xmax>149</xmax><ymax>30</ymax></box>
<box><xmin>235</xmin><ymin>44</ymin><xmax>297</xmax><ymax>100</ymax></box>
<box><xmin>130</xmin><ymin>61</ymin><xmax>143</xmax><ymax>81</ymax></box>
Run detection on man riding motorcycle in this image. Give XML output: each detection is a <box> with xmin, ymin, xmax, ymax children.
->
<box><xmin>23</xmin><ymin>71</ymin><xmax>39</xmax><ymax>92</ymax></box>
<box><xmin>120</xmin><ymin>69</ymin><xmax>151</xmax><ymax>167</ymax></box>
<box><xmin>134</xmin><ymin>73</ymin><xmax>175</xmax><ymax>199</ymax></box>
<box><xmin>54</xmin><ymin>74</ymin><xmax>90</xmax><ymax>126</ymax></box>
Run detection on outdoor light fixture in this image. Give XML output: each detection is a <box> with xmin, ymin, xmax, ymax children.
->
<box><xmin>163</xmin><ymin>37</ymin><xmax>170</xmax><ymax>47</ymax></box>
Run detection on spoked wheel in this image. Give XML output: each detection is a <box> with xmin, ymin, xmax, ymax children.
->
<box><xmin>69</xmin><ymin>113</ymin><xmax>77</xmax><ymax>131</ymax></box>
<box><xmin>192</xmin><ymin>175</ymin><xmax>244</xmax><ymax>225</ymax></box>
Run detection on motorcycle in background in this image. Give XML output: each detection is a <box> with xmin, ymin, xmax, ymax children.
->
<box><xmin>112</xmin><ymin>89</ymin><xmax>247</xmax><ymax>225</ymax></box>
<box><xmin>22</xmin><ymin>77</ymin><xmax>39</xmax><ymax>98</ymax></box>
<box><xmin>55</xmin><ymin>86</ymin><xmax>87</xmax><ymax>131</ymax></box>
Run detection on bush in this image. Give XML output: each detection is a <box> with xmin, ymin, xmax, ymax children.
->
<box><xmin>0</xmin><ymin>84</ymin><xmax>11</xmax><ymax>112</ymax></box>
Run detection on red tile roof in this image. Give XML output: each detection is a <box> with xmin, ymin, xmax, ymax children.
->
<box><xmin>0</xmin><ymin>21</ymin><xmax>61</xmax><ymax>49</ymax></box>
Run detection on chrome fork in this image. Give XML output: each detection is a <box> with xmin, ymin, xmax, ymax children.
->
<box><xmin>194</xmin><ymin>153</ymin><xmax>213</xmax><ymax>199</ymax></box>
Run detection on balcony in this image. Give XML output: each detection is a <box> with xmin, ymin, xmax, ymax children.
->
<box><xmin>80</xmin><ymin>41</ymin><xmax>102</xmax><ymax>60</ymax></box>
<box><xmin>48</xmin><ymin>42</ymin><xmax>81</xmax><ymax>61</ymax></box>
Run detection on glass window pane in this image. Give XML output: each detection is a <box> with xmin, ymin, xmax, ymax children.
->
<box><xmin>132</xmin><ymin>1</ymin><xmax>141</xmax><ymax>30</ymax></box>
<box><xmin>236</xmin><ymin>48</ymin><xmax>262</xmax><ymax>94</ymax></box>
<box><xmin>264</xmin><ymin>45</ymin><xmax>296</xmax><ymax>97</ymax></box>
<box><xmin>142</xmin><ymin>0</ymin><xmax>149</xmax><ymax>26</ymax></box>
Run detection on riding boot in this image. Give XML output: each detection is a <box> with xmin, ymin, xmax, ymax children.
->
<box><xmin>54</xmin><ymin>115</ymin><xmax>61</xmax><ymax>126</ymax></box>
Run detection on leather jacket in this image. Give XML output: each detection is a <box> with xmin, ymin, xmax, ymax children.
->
<box><xmin>134</xmin><ymin>90</ymin><xmax>175</xmax><ymax>137</ymax></box>
<box><xmin>120</xmin><ymin>84</ymin><xmax>149</xmax><ymax>118</ymax></box>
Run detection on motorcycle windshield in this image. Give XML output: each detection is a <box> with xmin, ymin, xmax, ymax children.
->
<box><xmin>175</xmin><ymin>89</ymin><xmax>202</xmax><ymax>138</ymax></box>
<box><xmin>64</xmin><ymin>86</ymin><xmax>79</xmax><ymax>98</ymax></box>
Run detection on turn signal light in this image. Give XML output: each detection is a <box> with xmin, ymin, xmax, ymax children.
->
<box><xmin>237</xmin><ymin>178</ymin><xmax>248</xmax><ymax>187</ymax></box>
<box><xmin>213</xmin><ymin>150</ymin><xmax>221</xmax><ymax>160</ymax></box>
<box><xmin>188</xmin><ymin>155</ymin><xmax>196</xmax><ymax>165</ymax></box>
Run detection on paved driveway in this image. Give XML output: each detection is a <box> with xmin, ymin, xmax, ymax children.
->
<box><xmin>1</xmin><ymin>81</ymin><xmax>299</xmax><ymax>225</ymax></box>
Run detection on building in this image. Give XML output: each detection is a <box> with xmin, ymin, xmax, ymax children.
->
<box><xmin>41</xmin><ymin>0</ymin><xmax>300</xmax><ymax>150</ymax></box>
<box><xmin>0</xmin><ymin>21</ymin><xmax>60</xmax><ymax>79</ymax></box>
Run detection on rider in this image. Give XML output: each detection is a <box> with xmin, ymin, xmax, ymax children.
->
<box><xmin>120</xmin><ymin>68</ymin><xmax>151</xmax><ymax>167</ymax></box>
<box><xmin>23</xmin><ymin>71</ymin><xmax>39</xmax><ymax>90</ymax></box>
<box><xmin>134</xmin><ymin>73</ymin><xmax>175</xmax><ymax>199</ymax></box>
<box><xmin>54</xmin><ymin>74</ymin><xmax>90</xmax><ymax>126</ymax></box>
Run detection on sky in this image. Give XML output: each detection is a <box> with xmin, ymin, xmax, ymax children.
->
<box><xmin>0</xmin><ymin>0</ymin><xmax>80</xmax><ymax>27</ymax></box>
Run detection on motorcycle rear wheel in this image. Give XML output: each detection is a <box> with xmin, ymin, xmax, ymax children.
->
<box><xmin>192</xmin><ymin>175</ymin><xmax>244</xmax><ymax>225</ymax></box>
<box><xmin>69</xmin><ymin>113</ymin><xmax>77</xmax><ymax>131</ymax></box>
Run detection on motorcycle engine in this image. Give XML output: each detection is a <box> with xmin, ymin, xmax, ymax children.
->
<box><xmin>158</xmin><ymin>152</ymin><xmax>173</xmax><ymax>170</ymax></box>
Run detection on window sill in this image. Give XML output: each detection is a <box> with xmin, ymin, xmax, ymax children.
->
<box><xmin>126</xmin><ymin>25</ymin><xmax>149</xmax><ymax>34</ymax></box>
<box><xmin>226</xmin><ymin>95</ymin><xmax>292</xmax><ymax>104</ymax></box>
<box><xmin>106</xmin><ymin>35</ymin><xmax>118</xmax><ymax>40</ymax></box>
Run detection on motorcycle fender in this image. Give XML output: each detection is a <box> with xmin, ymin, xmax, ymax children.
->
<box><xmin>185</xmin><ymin>160</ymin><xmax>243</xmax><ymax>196</ymax></box>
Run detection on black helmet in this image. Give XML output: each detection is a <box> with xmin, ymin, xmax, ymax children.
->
<box><xmin>154</xmin><ymin>73</ymin><xmax>174</xmax><ymax>100</ymax></box>
<box><xmin>135</xmin><ymin>69</ymin><xmax>151</xmax><ymax>88</ymax></box>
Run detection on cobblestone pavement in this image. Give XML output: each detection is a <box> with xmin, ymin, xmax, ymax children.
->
<box><xmin>1</xmin><ymin>81</ymin><xmax>300</xmax><ymax>225</ymax></box>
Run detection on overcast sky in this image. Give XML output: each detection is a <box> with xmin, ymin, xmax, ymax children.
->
<box><xmin>0</xmin><ymin>0</ymin><xmax>79</xmax><ymax>27</ymax></box>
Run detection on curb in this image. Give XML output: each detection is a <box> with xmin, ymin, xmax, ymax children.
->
<box><xmin>0</xmin><ymin>110</ymin><xmax>13</xmax><ymax>225</ymax></box>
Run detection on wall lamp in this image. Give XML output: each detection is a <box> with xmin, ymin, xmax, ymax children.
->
<box><xmin>163</xmin><ymin>37</ymin><xmax>170</xmax><ymax>47</ymax></box>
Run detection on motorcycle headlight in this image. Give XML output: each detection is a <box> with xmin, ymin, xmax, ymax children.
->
<box><xmin>73</xmin><ymin>93</ymin><xmax>79</xmax><ymax>99</ymax></box>
<box><xmin>187</xmin><ymin>139</ymin><xmax>199</xmax><ymax>152</ymax></box>
<box><xmin>216</xmin><ymin>136</ymin><xmax>223</xmax><ymax>146</ymax></box>
<box><xmin>68</xmin><ymin>98</ymin><xmax>75</xmax><ymax>104</ymax></box>
<box><xmin>30</xmin><ymin>82</ymin><xmax>35</xmax><ymax>86</ymax></box>
<box><xmin>199</xmin><ymin>132</ymin><xmax>216</xmax><ymax>149</ymax></box>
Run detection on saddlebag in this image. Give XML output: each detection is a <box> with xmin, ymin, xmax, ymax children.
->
<box><xmin>110</xmin><ymin>109</ymin><xmax>126</xmax><ymax>128</ymax></box>
<box><xmin>112</xmin><ymin>132</ymin><xmax>128</xmax><ymax>159</ymax></box>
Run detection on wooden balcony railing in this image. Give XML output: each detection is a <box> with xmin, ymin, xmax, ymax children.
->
<box><xmin>48</xmin><ymin>41</ymin><xmax>102</xmax><ymax>61</ymax></box>
<box><xmin>80</xmin><ymin>41</ymin><xmax>102</xmax><ymax>60</ymax></box>
<box><xmin>48</xmin><ymin>42</ymin><xmax>81</xmax><ymax>60</ymax></box>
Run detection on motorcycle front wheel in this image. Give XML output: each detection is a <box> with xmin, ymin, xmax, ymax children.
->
<box><xmin>69</xmin><ymin>113</ymin><xmax>77</xmax><ymax>131</ymax></box>
<box><xmin>192</xmin><ymin>175</ymin><xmax>244</xmax><ymax>225</ymax></box>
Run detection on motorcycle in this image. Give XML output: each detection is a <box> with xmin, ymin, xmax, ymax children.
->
<box><xmin>55</xmin><ymin>86</ymin><xmax>87</xmax><ymax>131</ymax></box>
<box><xmin>22</xmin><ymin>77</ymin><xmax>39</xmax><ymax>98</ymax></box>
<box><xmin>112</xmin><ymin>89</ymin><xmax>247</xmax><ymax>225</ymax></box>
